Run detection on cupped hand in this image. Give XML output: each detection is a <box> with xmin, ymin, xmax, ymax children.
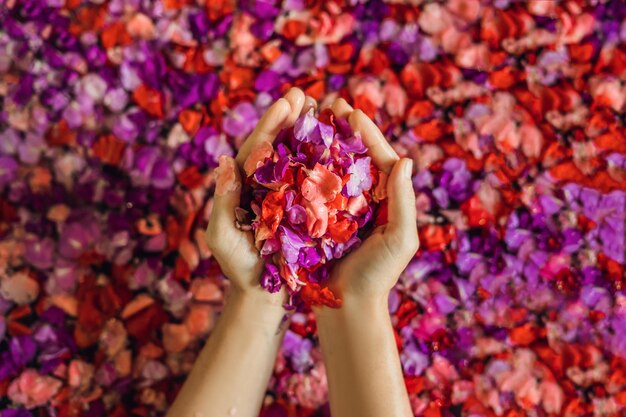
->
<box><xmin>321</xmin><ymin>98</ymin><xmax>420</xmax><ymax>303</ymax></box>
<box><xmin>205</xmin><ymin>88</ymin><xmax>316</xmax><ymax>303</ymax></box>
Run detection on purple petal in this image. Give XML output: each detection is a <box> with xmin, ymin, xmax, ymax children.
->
<box><xmin>58</xmin><ymin>223</ymin><xmax>91</xmax><ymax>259</ymax></box>
<box><xmin>298</xmin><ymin>246</ymin><xmax>321</xmax><ymax>269</ymax></box>
<box><xmin>23</xmin><ymin>237</ymin><xmax>55</xmax><ymax>270</ymax></box>
<box><xmin>0</xmin><ymin>156</ymin><xmax>18</xmax><ymax>189</ymax></box>
<box><xmin>279</xmin><ymin>226</ymin><xmax>308</xmax><ymax>264</ymax></box>
<box><xmin>10</xmin><ymin>335</ymin><xmax>37</xmax><ymax>368</ymax></box>
<box><xmin>293</xmin><ymin>111</ymin><xmax>320</xmax><ymax>143</ymax></box>
<box><xmin>0</xmin><ymin>317</ymin><xmax>5</xmax><ymax>343</ymax></box>
<box><xmin>345</xmin><ymin>156</ymin><xmax>373</xmax><ymax>197</ymax></box>
<box><xmin>151</xmin><ymin>158</ymin><xmax>175</xmax><ymax>189</ymax></box>
<box><xmin>255</xmin><ymin>70</ymin><xmax>281</xmax><ymax>92</ymax></box>
<box><xmin>223</xmin><ymin>102</ymin><xmax>259</xmax><ymax>137</ymax></box>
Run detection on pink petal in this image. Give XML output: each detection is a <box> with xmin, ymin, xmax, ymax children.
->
<box><xmin>302</xmin><ymin>198</ymin><xmax>329</xmax><ymax>238</ymax></box>
<box><xmin>301</xmin><ymin>163</ymin><xmax>342</xmax><ymax>203</ymax></box>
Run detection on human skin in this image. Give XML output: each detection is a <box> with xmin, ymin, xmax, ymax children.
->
<box><xmin>312</xmin><ymin>98</ymin><xmax>418</xmax><ymax>417</ymax></box>
<box><xmin>165</xmin><ymin>87</ymin><xmax>311</xmax><ymax>417</ymax></box>
<box><xmin>166</xmin><ymin>91</ymin><xmax>417</xmax><ymax>417</ymax></box>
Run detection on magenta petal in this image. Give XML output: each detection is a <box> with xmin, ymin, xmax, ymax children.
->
<box><xmin>255</xmin><ymin>70</ymin><xmax>281</xmax><ymax>92</ymax></box>
<box><xmin>151</xmin><ymin>158</ymin><xmax>175</xmax><ymax>189</ymax></box>
<box><xmin>0</xmin><ymin>317</ymin><xmax>5</xmax><ymax>343</ymax></box>
<box><xmin>58</xmin><ymin>223</ymin><xmax>91</xmax><ymax>259</ymax></box>
<box><xmin>10</xmin><ymin>335</ymin><xmax>37</xmax><ymax>369</ymax></box>
<box><xmin>261</xmin><ymin>236</ymin><xmax>280</xmax><ymax>256</ymax></box>
<box><xmin>279</xmin><ymin>226</ymin><xmax>308</xmax><ymax>264</ymax></box>
<box><xmin>23</xmin><ymin>237</ymin><xmax>55</xmax><ymax>270</ymax></box>
<box><xmin>261</xmin><ymin>263</ymin><xmax>282</xmax><ymax>293</ymax></box>
<box><xmin>0</xmin><ymin>156</ymin><xmax>18</xmax><ymax>189</ymax></box>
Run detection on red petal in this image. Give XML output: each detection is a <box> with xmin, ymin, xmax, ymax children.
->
<box><xmin>177</xmin><ymin>166</ymin><xmax>204</xmax><ymax>189</ymax></box>
<box><xmin>318</xmin><ymin>108</ymin><xmax>336</xmax><ymax>127</ymax></box>
<box><xmin>7</xmin><ymin>321</ymin><xmax>32</xmax><ymax>337</ymax></box>
<box><xmin>281</xmin><ymin>20</ymin><xmax>307</xmax><ymax>41</ymax></box>
<box><xmin>125</xmin><ymin>303</ymin><xmax>169</xmax><ymax>342</ymax></box>
<box><xmin>328</xmin><ymin>43</ymin><xmax>355</xmax><ymax>63</ymax></box>
<box><xmin>178</xmin><ymin>109</ymin><xmax>204</xmax><ymax>135</ymax></box>
<box><xmin>100</xmin><ymin>21</ymin><xmax>133</xmax><ymax>49</ymax></box>
<box><xmin>328</xmin><ymin>193</ymin><xmax>348</xmax><ymax>211</ymax></box>
<box><xmin>418</xmin><ymin>225</ymin><xmax>456</xmax><ymax>251</ymax></box>
<box><xmin>261</xmin><ymin>189</ymin><xmax>286</xmax><ymax>235</ymax></box>
<box><xmin>300</xmin><ymin>282</ymin><xmax>342</xmax><ymax>308</ymax></box>
<box><xmin>509</xmin><ymin>322</ymin><xmax>538</xmax><ymax>346</ymax></box>
<box><xmin>327</xmin><ymin>215</ymin><xmax>357</xmax><ymax>244</ymax></box>
<box><xmin>461</xmin><ymin>195</ymin><xmax>494</xmax><ymax>228</ymax></box>
<box><xmin>413</xmin><ymin>118</ymin><xmax>448</xmax><ymax>142</ymax></box>
<box><xmin>46</xmin><ymin>120</ymin><xmax>77</xmax><ymax>147</ymax></box>
<box><xmin>396</xmin><ymin>299</ymin><xmax>419</xmax><ymax>329</ymax></box>
<box><xmin>92</xmin><ymin>134</ymin><xmax>126</xmax><ymax>166</ymax></box>
<box><xmin>132</xmin><ymin>84</ymin><xmax>165</xmax><ymax>119</ymax></box>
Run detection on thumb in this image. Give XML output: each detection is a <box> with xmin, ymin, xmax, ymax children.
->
<box><xmin>383</xmin><ymin>158</ymin><xmax>419</xmax><ymax>257</ymax></box>
<box><xmin>206</xmin><ymin>155</ymin><xmax>242</xmax><ymax>240</ymax></box>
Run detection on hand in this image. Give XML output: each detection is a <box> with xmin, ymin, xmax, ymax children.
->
<box><xmin>205</xmin><ymin>87</ymin><xmax>316</xmax><ymax>303</ymax></box>
<box><xmin>321</xmin><ymin>98</ymin><xmax>420</xmax><ymax>303</ymax></box>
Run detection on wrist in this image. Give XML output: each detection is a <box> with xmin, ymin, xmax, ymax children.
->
<box><xmin>225</xmin><ymin>285</ymin><xmax>288</xmax><ymax>325</ymax></box>
<box><xmin>313</xmin><ymin>292</ymin><xmax>390</xmax><ymax>322</ymax></box>
<box><xmin>229</xmin><ymin>282</ymin><xmax>287</xmax><ymax>305</ymax></box>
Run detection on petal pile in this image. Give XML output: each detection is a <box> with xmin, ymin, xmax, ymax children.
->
<box><xmin>241</xmin><ymin>110</ymin><xmax>384</xmax><ymax>307</ymax></box>
<box><xmin>1</xmin><ymin>0</ymin><xmax>626</xmax><ymax>416</ymax></box>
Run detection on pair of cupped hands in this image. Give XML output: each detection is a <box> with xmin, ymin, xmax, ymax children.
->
<box><xmin>205</xmin><ymin>87</ymin><xmax>419</xmax><ymax>312</ymax></box>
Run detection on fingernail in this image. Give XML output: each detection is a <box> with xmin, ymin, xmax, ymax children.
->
<box><xmin>402</xmin><ymin>158</ymin><xmax>413</xmax><ymax>179</ymax></box>
<box><xmin>303</xmin><ymin>96</ymin><xmax>317</xmax><ymax>112</ymax></box>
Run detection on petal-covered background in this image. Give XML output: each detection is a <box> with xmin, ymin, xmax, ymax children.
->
<box><xmin>1</xmin><ymin>0</ymin><xmax>625</xmax><ymax>416</ymax></box>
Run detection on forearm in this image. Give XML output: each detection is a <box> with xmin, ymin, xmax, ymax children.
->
<box><xmin>167</xmin><ymin>287</ymin><xmax>287</xmax><ymax>417</ymax></box>
<box><xmin>313</xmin><ymin>294</ymin><xmax>413</xmax><ymax>417</ymax></box>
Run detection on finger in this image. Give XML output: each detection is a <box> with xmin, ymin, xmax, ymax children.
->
<box><xmin>301</xmin><ymin>95</ymin><xmax>317</xmax><ymax>115</ymax></box>
<box><xmin>330</xmin><ymin>97</ymin><xmax>353</xmax><ymax>119</ymax></box>
<box><xmin>235</xmin><ymin>98</ymin><xmax>291</xmax><ymax>167</ymax></box>
<box><xmin>207</xmin><ymin>155</ymin><xmax>242</xmax><ymax>238</ymax></box>
<box><xmin>348</xmin><ymin>109</ymin><xmax>399</xmax><ymax>174</ymax></box>
<box><xmin>283</xmin><ymin>87</ymin><xmax>306</xmax><ymax>126</ymax></box>
<box><xmin>235</xmin><ymin>88</ymin><xmax>306</xmax><ymax>168</ymax></box>
<box><xmin>384</xmin><ymin>158</ymin><xmax>419</xmax><ymax>254</ymax></box>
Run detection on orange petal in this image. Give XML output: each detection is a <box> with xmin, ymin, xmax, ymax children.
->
<box><xmin>121</xmin><ymin>294</ymin><xmax>154</xmax><ymax>319</ymax></box>
<box><xmin>162</xmin><ymin>323</ymin><xmax>191</xmax><ymax>353</ymax></box>
<box><xmin>184</xmin><ymin>305</ymin><xmax>215</xmax><ymax>337</ymax></box>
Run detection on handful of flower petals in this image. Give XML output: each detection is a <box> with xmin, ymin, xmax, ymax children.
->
<box><xmin>237</xmin><ymin>109</ymin><xmax>388</xmax><ymax>309</ymax></box>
